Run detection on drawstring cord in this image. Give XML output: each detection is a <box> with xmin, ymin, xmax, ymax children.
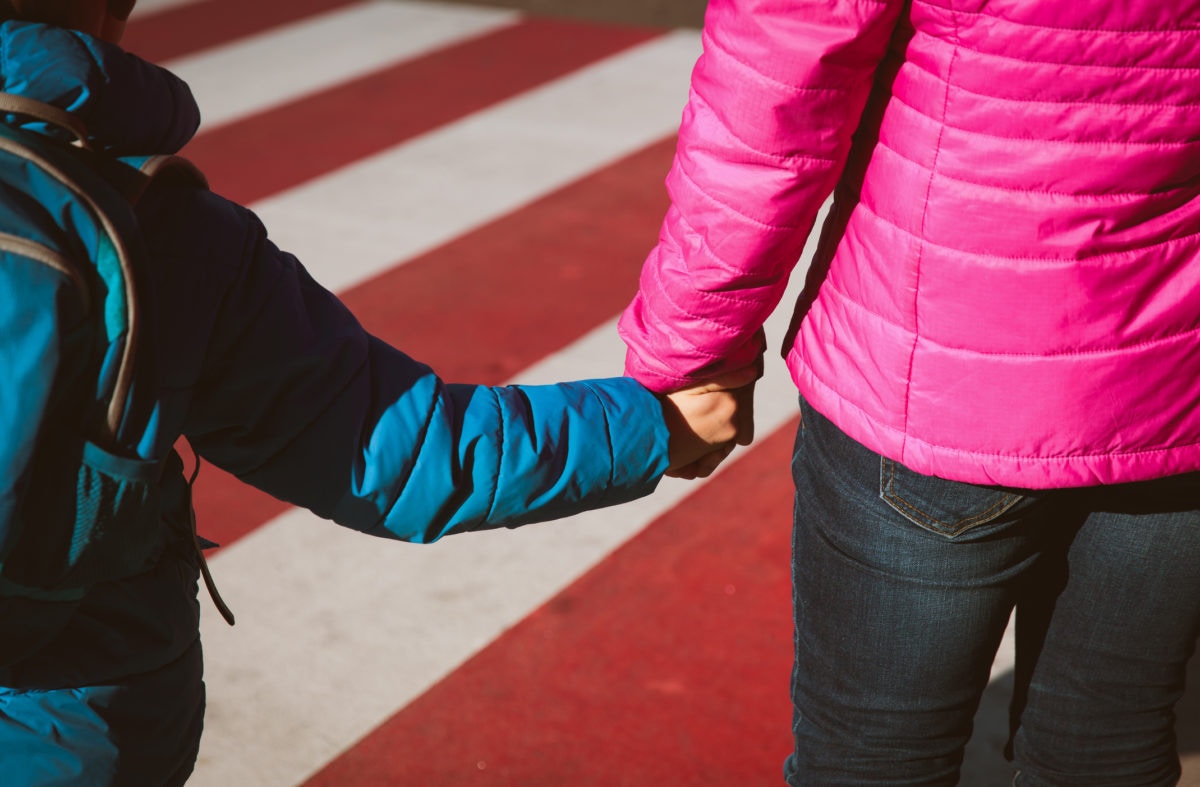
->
<box><xmin>184</xmin><ymin>450</ymin><xmax>236</xmax><ymax>626</ymax></box>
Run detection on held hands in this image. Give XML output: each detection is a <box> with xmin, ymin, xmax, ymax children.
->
<box><xmin>659</xmin><ymin>368</ymin><xmax>758</xmax><ymax>480</ymax></box>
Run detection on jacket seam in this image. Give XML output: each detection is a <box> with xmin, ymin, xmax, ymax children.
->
<box><xmin>874</xmin><ymin>138</ymin><xmax>1199</xmax><ymax>199</ymax></box>
<box><xmin>645</xmin><ymin>264</ymin><xmax>743</xmax><ymax>353</ymax></box>
<box><xmin>852</xmin><ymin>194</ymin><xmax>1200</xmax><ymax>266</ymax></box>
<box><xmin>584</xmin><ymin>383</ymin><xmax>618</xmax><ymax>489</ymax></box>
<box><xmin>912</xmin><ymin>25</ymin><xmax>1200</xmax><ymax>73</ymax></box>
<box><xmin>481</xmin><ymin>387</ymin><xmax>503</xmax><ymax>524</ymax></box>
<box><xmin>901</xmin><ymin>65</ymin><xmax>1200</xmax><ymax>112</ymax></box>
<box><xmin>925</xmin><ymin>322</ymin><xmax>1200</xmax><ymax>358</ymax></box>
<box><xmin>701</xmin><ymin>27</ymin><xmax>854</xmax><ymax>98</ymax></box>
<box><xmin>886</xmin><ymin>92</ymin><xmax>1199</xmax><ymax>149</ymax></box>
<box><xmin>800</xmin><ymin>364</ymin><xmax>1200</xmax><ymax>461</ymax></box>
<box><xmin>626</xmin><ymin>327</ymin><xmax>718</xmax><ymax>383</ymax></box>
<box><xmin>673</xmin><ymin>161</ymin><xmax>809</xmax><ymax>233</ymax></box>
<box><xmin>814</xmin><ymin>279</ymin><xmax>1200</xmax><ymax>359</ymax></box>
<box><xmin>690</xmin><ymin>91</ymin><xmax>838</xmax><ymax>166</ymax></box>
<box><xmin>902</xmin><ymin>1</ymin><xmax>958</xmax><ymax>457</ymax></box>
<box><xmin>626</xmin><ymin>278</ymin><xmax>726</xmax><ymax>385</ymax></box>
<box><xmin>917</xmin><ymin>2</ymin><xmax>1200</xmax><ymax>35</ymax></box>
<box><xmin>627</xmin><ymin>359</ymin><xmax>696</xmax><ymax>387</ymax></box>
<box><xmin>375</xmin><ymin>376</ymin><xmax>441</xmax><ymax>530</ymax></box>
<box><xmin>668</xmin><ymin>211</ymin><xmax>793</xmax><ymax>303</ymax></box>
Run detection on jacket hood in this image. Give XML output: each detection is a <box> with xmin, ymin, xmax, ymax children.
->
<box><xmin>0</xmin><ymin>20</ymin><xmax>199</xmax><ymax>154</ymax></box>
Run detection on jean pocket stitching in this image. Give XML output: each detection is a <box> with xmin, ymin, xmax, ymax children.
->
<box><xmin>881</xmin><ymin>459</ymin><xmax>1022</xmax><ymax>537</ymax></box>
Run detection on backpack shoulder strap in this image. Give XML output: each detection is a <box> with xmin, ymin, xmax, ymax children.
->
<box><xmin>0</xmin><ymin>130</ymin><xmax>142</xmax><ymax>446</ymax></box>
<box><xmin>0</xmin><ymin>92</ymin><xmax>91</xmax><ymax>149</ymax></box>
<box><xmin>0</xmin><ymin>95</ymin><xmax>209</xmax><ymax>447</ymax></box>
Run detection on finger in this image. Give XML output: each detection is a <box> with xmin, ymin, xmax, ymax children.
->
<box><xmin>734</xmin><ymin>384</ymin><xmax>756</xmax><ymax>445</ymax></box>
<box><xmin>666</xmin><ymin>456</ymin><xmax>706</xmax><ymax>479</ymax></box>
<box><xmin>667</xmin><ymin>443</ymin><xmax>731</xmax><ymax>479</ymax></box>
<box><xmin>666</xmin><ymin>465</ymin><xmax>699</xmax><ymax>480</ymax></box>
<box><xmin>693</xmin><ymin>444</ymin><xmax>734</xmax><ymax>478</ymax></box>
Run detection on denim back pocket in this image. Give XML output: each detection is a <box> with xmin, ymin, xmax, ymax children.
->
<box><xmin>879</xmin><ymin>457</ymin><xmax>1026</xmax><ymax>538</ymax></box>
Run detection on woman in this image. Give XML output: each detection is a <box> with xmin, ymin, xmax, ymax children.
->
<box><xmin>620</xmin><ymin>1</ymin><xmax>1200</xmax><ymax>783</ymax></box>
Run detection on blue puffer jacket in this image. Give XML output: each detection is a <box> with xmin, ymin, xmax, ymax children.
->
<box><xmin>0</xmin><ymin>22</ymin><xmax>669</xmax><ymax>786</ymax></box>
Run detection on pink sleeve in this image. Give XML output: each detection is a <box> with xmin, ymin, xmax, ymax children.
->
<box><xmin>619</xmin><ymin>0</ymin><xmax>904</xmax><ymax>392</ymax></box>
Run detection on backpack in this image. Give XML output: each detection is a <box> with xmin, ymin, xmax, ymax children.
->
<box><xmin>0</xmin><ymin>94</ymin><xmax>231</xmax><ymax>667</ymax></box>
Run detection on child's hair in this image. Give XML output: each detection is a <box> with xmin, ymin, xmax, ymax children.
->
<box><xmin>0</xmin><ymin>1</ymin><xmax>72</xmax><ymax>23</ymax></box>
<box><xmin>0</xmin><ymin>1</ymin><xmax>136</xmax><ymax>24</ymax></box>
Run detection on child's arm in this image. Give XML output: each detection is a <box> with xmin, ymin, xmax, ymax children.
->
<box><xmin>146</xmin><ymin>189</ymin><xmax>733</xmax><ymax>542</ymax></box>
<box><xmin>315</xmin><ymin>347</ymin><xmax>673</xmax><ymax>541</ymax></box>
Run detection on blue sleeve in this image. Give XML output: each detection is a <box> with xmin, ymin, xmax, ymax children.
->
<box><xmin>342</xmin><ymin>366</ymin><xmax>671</xmax><ymax>542</ymax></box>
<box><xmin>162</xmin><ymin>192</ymin><xmax>669</xmax><ymax>541</ymax></box>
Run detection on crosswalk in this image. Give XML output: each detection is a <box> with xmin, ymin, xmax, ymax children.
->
<box><xmin>114</xmin><ymin>1</ymin><xmax>1149</xmax><ymax>784</ymax></box>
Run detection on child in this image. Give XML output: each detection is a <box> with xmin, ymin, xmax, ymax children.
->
<box><xmin>0</xmin><ymin>1</ymin><xmax>752</xmax><ymax>784</ymax></box>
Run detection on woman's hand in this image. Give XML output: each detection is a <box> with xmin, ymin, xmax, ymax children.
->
<box><xmin>659</xmin><ymin>368</ymin><xmax>758</xmax><ymax>479</ymax></box>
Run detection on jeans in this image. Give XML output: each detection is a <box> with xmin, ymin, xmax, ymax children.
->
<box><xmin>784</xmin><ymin>397</ymin><xmax>1200</xmax><ymax>786</ymax></box>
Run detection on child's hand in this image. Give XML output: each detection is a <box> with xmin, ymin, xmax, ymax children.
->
<box><xmin>659</xmin><ymin>368</ymin><xmax>758</xmax><ymax>479</ymax></box>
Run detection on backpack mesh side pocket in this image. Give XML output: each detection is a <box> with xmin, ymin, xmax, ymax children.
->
<box><xmin>68</xmin><ymin>441</ymin><xmax>164</xmax><ymax>587</ymax></box>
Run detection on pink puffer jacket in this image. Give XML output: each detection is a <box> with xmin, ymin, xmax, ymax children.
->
<box><xmin>620</xmin><ymin>0</ymin><xmax>1200</xmax><ymax>488</ymax></box>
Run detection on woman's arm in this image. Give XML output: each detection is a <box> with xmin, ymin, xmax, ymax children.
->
<box><xmin>620</xmin><ymin>0</ymin><xmax>905</xmax><ymax>391</ymax></box>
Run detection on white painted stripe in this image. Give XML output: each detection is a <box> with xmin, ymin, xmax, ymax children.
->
<box><xmin>162</xmin><ymin>1</ymin><xmax>518</xmax><ymax>132</ymax></box>
<box><xmin>247</xmin><ymin>29</ymin><xmax>701</xmax><ymax>294</ymax></box>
